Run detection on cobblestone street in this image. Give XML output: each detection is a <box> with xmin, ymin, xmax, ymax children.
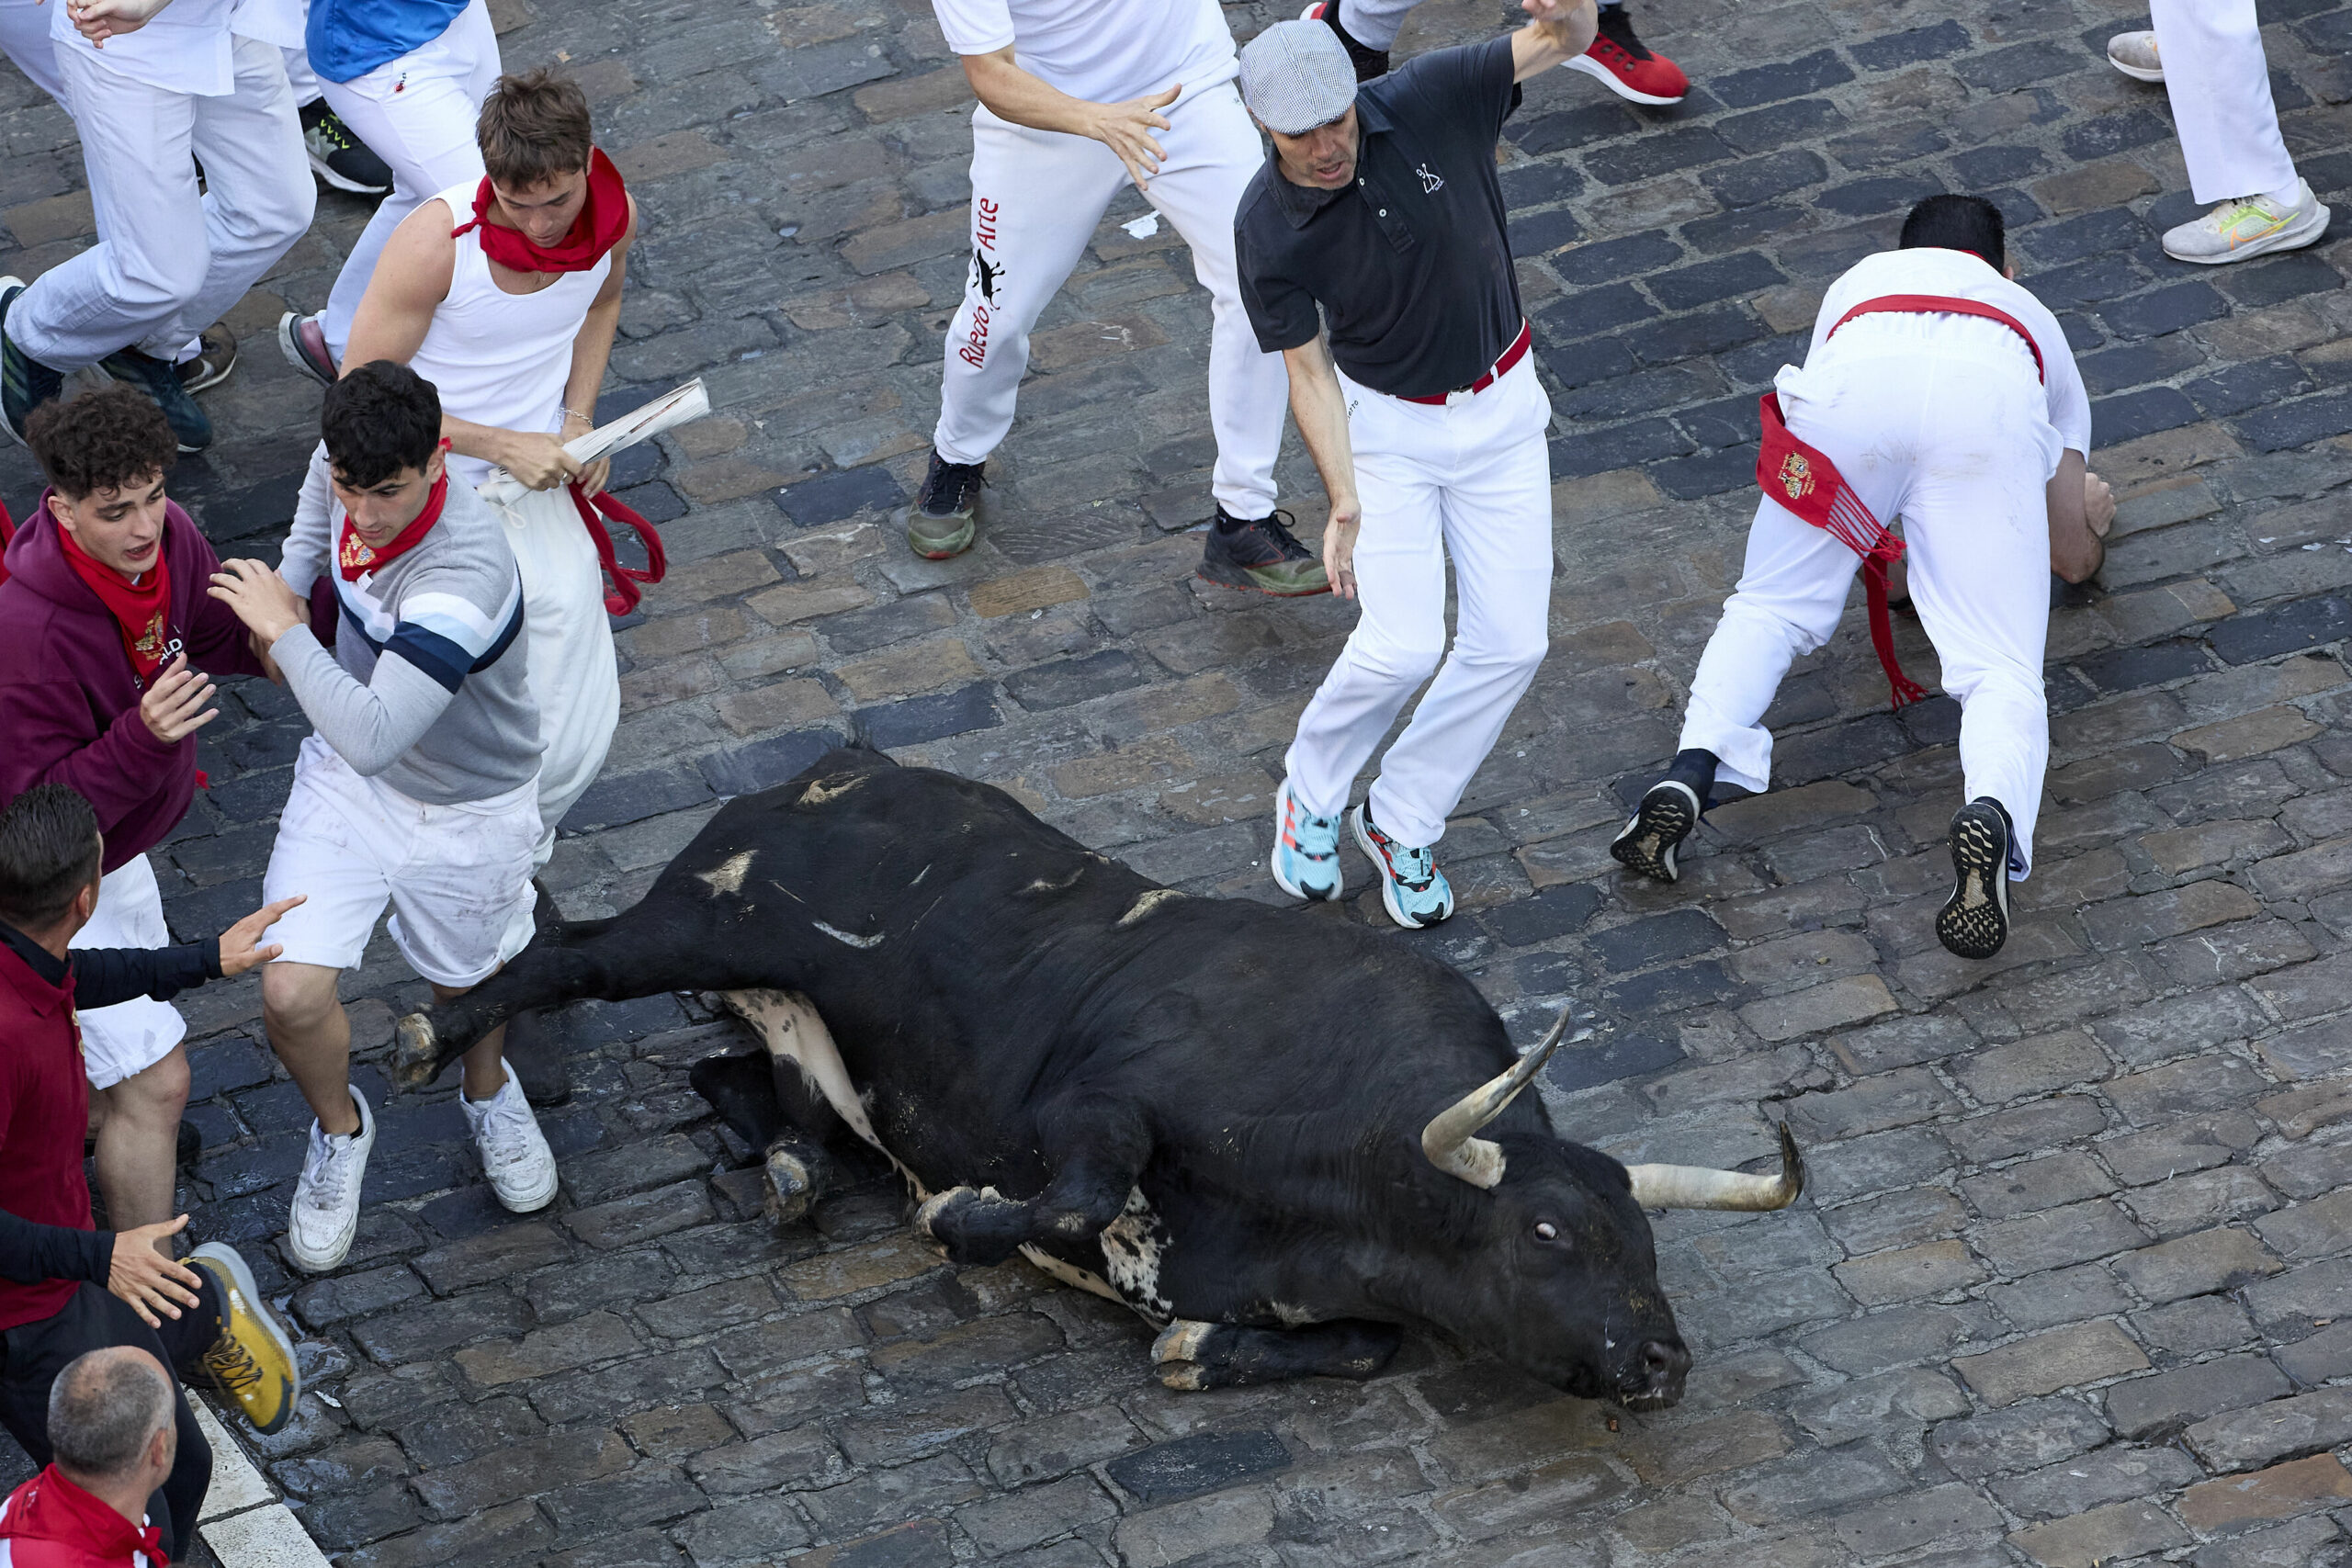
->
<box><xmin>8</xmin><ymin>0</ymin><xmax>2352</xmax><ymax>1562</ymax></box>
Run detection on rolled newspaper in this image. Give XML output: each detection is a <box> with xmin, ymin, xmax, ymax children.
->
<box><xmin>476</xmin><ymin>378</ymin><xmax>710</xmax><ymax>507</ymax></box>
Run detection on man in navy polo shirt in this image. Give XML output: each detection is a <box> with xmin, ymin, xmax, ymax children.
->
<box><xmin>1236</xmin><ymin>1</ymin><xmax>1593</xmax><ymax>930</ymax></box>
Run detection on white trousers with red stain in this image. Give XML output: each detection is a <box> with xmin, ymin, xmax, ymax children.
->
<box><xmin>2152</xmin><ymin>0</ymin><xmax>2299</xmax><ymax>206</ymax></box>
<box><xmin>1679</xmin><ymin>316</ymin><xmax>2062</xmax><ymax>877</ymax></box>
<box><xmin>1284</xmin><ymin>355</ymin><xmax>1554</xmax><ymax>848</ymax></box>
<box><xmin>933</xmin><ymin>82</ymin><xmax>1285</xmax><ymax>520</ymax></box>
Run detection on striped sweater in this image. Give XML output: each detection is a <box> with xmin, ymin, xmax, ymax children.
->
<box><xmin>276</xmin><ymin>451</ymin><xmax>543</xmax><ymax>804</ymax></box>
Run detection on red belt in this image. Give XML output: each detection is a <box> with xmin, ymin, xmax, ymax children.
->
<box><xmin>1754</xmin><ymin>293</ymin><xmax>2044</xmax><ymax>712</ymax></box>
<box><xmin>1400</xmin><ymin>321</ymin><xmax>1532</xmax><ymax>405</ymax></box>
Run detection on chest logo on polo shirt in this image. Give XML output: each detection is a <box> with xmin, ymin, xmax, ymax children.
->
<box><xmin>1416</xmin><ymin>164</ymin><xmax>1444</xmax><ymax>194</ymax></box>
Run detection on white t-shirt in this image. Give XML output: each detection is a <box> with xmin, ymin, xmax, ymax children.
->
<box><xmin>931</xmin><ymin>0</ymin><xmax>1237</xmax><ymax>108</ymax></box>
<box><xmin>49</xmin><ymin>0</ymin><xmax>277</xmax><ymax>96</ymax></box>
<box><xmin>1804</xmin><ymin>247</ymin><xmax>2093</xmax><ymax>457</ymax></box>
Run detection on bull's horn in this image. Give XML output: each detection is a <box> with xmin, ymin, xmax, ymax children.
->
<box><xmin>1623</xmin><ymin>1123</ymin><xmax>1806</xmax><ymax>1211</ymax></box>
<box><xmin>1422</xmin><ymin>1006</ymin><xmax>1577</xmax><ymax>1190</ymax></box>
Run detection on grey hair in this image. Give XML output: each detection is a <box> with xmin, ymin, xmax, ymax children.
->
<box><xmin>48</xmin><ymin>1350</ymin><xmax>173</xmax><ymax>1479</ymax></box>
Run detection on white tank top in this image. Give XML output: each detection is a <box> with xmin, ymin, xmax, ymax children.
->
<box><xmin>409</xmin><ymin>181</ymin><xmax>613</xmax><ymax>491</ymax></box>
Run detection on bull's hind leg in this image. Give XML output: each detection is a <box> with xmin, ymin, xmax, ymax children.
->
<box><xmin>915</xmin><ymin>1094</ymin><xmax>1151</xmax><ymax>1269</ymax></box>
<box><xmin>695</xmin><ymin>990</ymin><xmax>868</xmax><ymax>1225</ymax></box>
<box><xmin>391</xmin><ymin>910</ymin><xmax>719</xmax><ymax>1090</ymax></box>
<box><xmin>1152</xmin><ymin>1320</ymin><xmax>1402</xmax><ymax>1391</ymax></box>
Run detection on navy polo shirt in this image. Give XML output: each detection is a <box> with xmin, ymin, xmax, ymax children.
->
<box><xmin>1234</xmin><ymin>36</ymin><xmax>1524</xmax><ymax>400</ymax></box>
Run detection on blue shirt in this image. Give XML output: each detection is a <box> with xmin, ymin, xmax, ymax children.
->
<box><xmin>307</xmin><ymin>0</ymin><xmax>472</xmax><ymax>83</ymax></box>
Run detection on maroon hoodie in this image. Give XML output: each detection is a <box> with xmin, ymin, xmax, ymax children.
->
<box><xmin>0</xmin><ymin>493</ymin><xmax>263</xmax><ymax>874</ymax></box>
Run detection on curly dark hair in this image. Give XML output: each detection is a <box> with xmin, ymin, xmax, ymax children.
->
<box><xmin>23</xmin><ymin>386</ymin><xmax>176</xmax><ymax>501</ymax></box>
<box><xmin>322</xmin><ymin>361</ymin><xmax>445</xmax><ymax>489</ymax></box>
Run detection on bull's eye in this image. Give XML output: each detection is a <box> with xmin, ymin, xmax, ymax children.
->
<box><xmin>1533</xmin><ymin>1222</ymin><xmax>1559</xmax><ymax>1242</ymax></box>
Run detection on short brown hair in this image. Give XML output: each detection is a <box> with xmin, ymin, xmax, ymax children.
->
<box><xmin>25</xmin><ymin>385</ymin><xmax>176</xmax><ymax>501</ymax></box>
<box><xmin>477</xmin><ymin>68</ymin><xmax>594</xmax><ymax>188</ymax></box>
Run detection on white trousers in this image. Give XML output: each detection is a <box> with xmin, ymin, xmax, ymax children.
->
<box><xmin>1284</xmin><ymin>355</ymin><xmax>1554</xmax><ymax>848</ymax></box>
<box><xmin>1679</xmin><ymin>319</ymin><xmax>2059</xmax><ymax>876</ymax></box>
<box><xmin>13</xmin><ymin>33</ymin><xmax>313</xmax><ymax>367</ymax></box>
<box><xmin>490</xmin><ymin>483</ymin><xmax>621</xmax><ymax>953</ymax></box>
<box><xmin>2152</xmin><ymin>0</ymin><xmax>2298</xmax><ymax>206</ymax></box>
<box><xmin>0</xmin><ymin>0</ymin><xmax>64</xmax><ymax>109</ymax></box>
<box><xmin>315</xmin><ymin>0</ymin><xmax>499</xmax><ymax>359</ymax></box>
<box><xmin>935</xmin><ymin>83</ymin><xmax>1284</xmax><ymax>519</ymax></box>
<box><xmin>281</xmin><ymin>43</ymin><xmax>319</xmax><ymax>105</ymax></box>
<box><xmin>69</xmin><ymin>854</ymin><xmax>185</xmax><ymax>1091</ymax></box>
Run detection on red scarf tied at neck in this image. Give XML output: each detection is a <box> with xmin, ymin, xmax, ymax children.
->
<box><xmin>340</xmin><ymin>472</ymin><xmax>450</xmax><ymax>582</ymax></box>
<box><xmin>57</xmin><ymin>520</ymin><xmax>172</xmax><ymax>682</ymax></box>
<box><xmin>451</xmin><ymin>147</ymin><xmax>629</xmax><ymax>275</ymax></box>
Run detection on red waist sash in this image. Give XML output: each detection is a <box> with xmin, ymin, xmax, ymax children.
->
<box><xmin>1755</xmin><ymin>293</ymin><xmax>2045</xmax><ymax>710</ymax></box>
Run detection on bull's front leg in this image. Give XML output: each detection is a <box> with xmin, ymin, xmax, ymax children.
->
<box><xmin>914</xmin><ymin>1095</ymin><xmax>1149</xmax><ymax>1268</ymax></box>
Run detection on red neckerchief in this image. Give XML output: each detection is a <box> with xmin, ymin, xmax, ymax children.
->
<box><xmin>339</xmin><ymin>471</ymin><xmax>449</xmax><ymax>582</ymax></box>
<box><xmin>451</xmin><ymin>147</ymin><xmax>628</xmax><ymax>275</ymax></box>
<box><xmin>0</xmin><ymin>1465</ymin><xmax>169</xmax><ymax>1566</ymax></box>
<box><xmin>56</xmin><ymin>518</ymin><xmax>172</xmax><ymax>682</ymax></box>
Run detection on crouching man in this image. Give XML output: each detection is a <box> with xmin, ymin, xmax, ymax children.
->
<box><xmin>208</xmin><ymin>361</ymin><xmax>558</xmax><ymax>1273</ymax></box>
<box><xmin>1611</xmin><ymin>194</ymin><xmax>2114</xmax><ymax>961</ymax></box>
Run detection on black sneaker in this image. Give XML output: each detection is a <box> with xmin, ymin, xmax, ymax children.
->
<box><xmin>1611</xmin><ymin>778</ymin><xmax>1701</xmax><ymax>883</ymax></box>
<box><xmin>0</xmin><ymin>276</ymin><xmax>63</xmax><ymax>446</ymax></box>
<box><xmin>98</xmin><ymin>344</ymin><xmax>212</xmax><ymax>452</ymax></box>
<box><xmin>908</xmin><ymin>450</ymin><xmax>984</xmax><ymax>558</ymax></box>
<box><xmin>1936</xmin><ymin>797</ymin><xmax>2014</xmax><ymax>960</ymax></box>
<box><xmin>174</xmin><ymin>324</ymin><xmax>237</xmax><ymax>394</ymax></box>
<box><xmin>1197</xmin><ymin>507</ymin><xmax>1330</xmax><ymax>595</ymax></box>
<box><xmin>1302</xmin><ymin>2</ymin><xmax>1388</xmax><ymax>81</ymax></box>
<box><xmin>300</xmin><ymin>98</ymin><xmax>393</xmax><ymax>196</ymax></box>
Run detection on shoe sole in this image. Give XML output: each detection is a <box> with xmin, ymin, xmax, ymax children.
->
<box><xmin>906</xmin><ymin>513</ymin><xmax>976</xmax><ymax>559</ymax></box>
<box><xmin>189</xmin><ymin>1244</ymin><xmax>302</xmax><ymax>1434</ymax></box>
<box><xmin>1935</xmin><ymin>806</ymin><xmax>2011</xmax><ymax>960</ymax></box>
<box><xmin>1561</xmin><ymin>51</ymin><xmax>1684</xmax><ymax>106</ymax></box>
<box><xmin>1</xmin><ymin>276</ymin><xmax>39</xmax><ymax>447</ymax></box>
<box><xmin>1610</xmin><ymin>781</ymin><xmax>1699</xmax><ymax>883</ymax></box>
<box><xmin>2106</xmin><ymin>53</ymin><xmax>2163</xmax><ymax>83</ymax></box>
<box><xmin>1350</xmin><ymin>806</ymin><xmax>1451</xmax><ymax>930</ymax></box>
<box><xmin>307</xmin><ymin>150</ymin><xmax>390</xmax><ymax>196</ymax></box>
<box><xmin>1195</xmin><ymin>558</ymin><xmax>1331</xmax><ymax>597</ymax></box>
<box><xmin>277</xmin><ymin>311</ymin><xmax>338</xmax><ymax>388</ymax></box>
<box><xmin>177</xmin><ymin>354</ymin><xmax>235</xmax><ymax>395</ymax></box>
<box><xmin>2165</xmin><ymin>204</ymin><xmax>2332</xmax><ymax>265</ymax></box>
<box><xmin>1269</xmin><ymin>779</ymin><xmax>1343</xmax><ymax>902</ymax></box>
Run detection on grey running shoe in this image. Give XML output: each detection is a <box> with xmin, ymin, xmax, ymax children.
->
<box><xmin>2162</xmin><ymin>180</ymin><xmax>2331</xmax><ymax>265</ymax></box>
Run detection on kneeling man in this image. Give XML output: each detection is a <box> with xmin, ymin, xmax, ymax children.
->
<box><xmin>208</xmin><ymin>362</ymin><xmax>557</xmax><ymax>1272</ymax></box>
<box><xmin>1611</xmin><ymin>195</ymin><xmax>2113</xmax><ymax>960</ymax></box>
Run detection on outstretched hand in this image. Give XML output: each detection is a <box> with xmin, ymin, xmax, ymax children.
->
<box><xmin>219</xmin><ymin>896</ymin><xmax>305</xmax><ymax>976</ymax></box>
<box><xmin>1089</xmin><ymin>85</ymin><xmax>1180</xmax><ymax>192</ymax></box>
<box><xmin>1321</xmin><ymin>500</ymin><xmax>1363</xmax><ymax>601</ymax></box>
<box><xmin>107</xmin><ymin>1216</ymin><xmax>204</xmax><ymax>1328</ymax></box>
<box><xmin>208</xmin><ymin>559</ymin><xmax>309</xmax><ymax>646</ymax></box>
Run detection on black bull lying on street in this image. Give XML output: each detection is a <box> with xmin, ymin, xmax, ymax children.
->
<box><xmin>394</xmin><ymin>747</ymin><xmax>1804</xmax><ymax>1407</ymax></box>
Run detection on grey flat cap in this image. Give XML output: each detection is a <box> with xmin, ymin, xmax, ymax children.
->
<box><xmin>1238</xmin><ymin>19</ymin><xmax>1357</xmax><ymax>135</ymax></box>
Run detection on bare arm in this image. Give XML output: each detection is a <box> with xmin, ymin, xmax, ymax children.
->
<box><xmin>558</xmin><ymin>197</ymin><xmax>638</xmax><ymax>499</ymax></box>
<box><xmin>2048</xmin><ymin>449</ymin><xmax>2114</xmax><ymax>584</ymax></box>
<box><xmin>1280</xmin><ymin>334</ymin><xmax>1364</xmax><ymax>599</ymax></box>
<box><xmin>1510</xmin><ymin>0</ymin><xmax>1600</xmax><ymax>80</ymax></box>
<box><xmin>960</xmin><ymin>48</ymin><xmax>1180</xmax><ymax>190</ymax></box>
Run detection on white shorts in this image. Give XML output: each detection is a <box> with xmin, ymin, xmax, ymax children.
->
<box><xmin>69</xmin><ymin>853</ymin><xmax>187</xmax><ymax>1091</ymax></box>
<box><xmin>261</xmin><ymin>735</ymin><xmax>541</xmax><ymax>988</ymax></box>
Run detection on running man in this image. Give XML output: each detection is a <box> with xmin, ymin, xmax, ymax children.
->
<box><xmin>1610</xmin><ymin>195</ymin><xmax>2113</xmax><ymax>961</ymax></box>
<box><xmin>1241</xmin><ymin>2</ymin><xmax>1595</xmax><ymax>930</ymax></box>
<box><xmin>209</xmin><ymin>361</ymin><xmax>559</xmax><ymax>1272</ymax></box>
<box><xmin>914</xmin><ymin>0</ymin><xmax>1327</xmax><ymax>596</ymax></box>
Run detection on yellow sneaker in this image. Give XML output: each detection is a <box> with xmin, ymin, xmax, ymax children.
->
<box><xmin>187</xmin><ymin>1243</ymin><xmax>301</xmax><ymax>1436</ymax></box>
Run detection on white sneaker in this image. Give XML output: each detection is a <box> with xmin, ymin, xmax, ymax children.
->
<box><xmin>2163</xmin><ymin>179</ymin><xmax>2332</xmax><ymax>265</ymax></box>
<box><xmin>286</xmin><ymin>1087</ymin><xmax>374</xmax><ymax>1274</ymax></box>
<box><xmin>462</xmin><ymin>1069</ymin><xmax>559</xmax><ymax>1213</ymax></box>
<box><xmin>2106</xmin><ymin>30</ymin><xmax>2161</xmax><ymax>82</ymax></box>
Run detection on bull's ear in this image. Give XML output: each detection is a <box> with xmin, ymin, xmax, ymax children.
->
<box><xmin>1422</xmin><ymin>1006</ymin><xmax>1578</xmax><ymax>1189</ymax></box>
<box><xmin>1624</xmin><ymin>1123</ymin><xmax>1805</xmax><ymax>1212</ymax></box>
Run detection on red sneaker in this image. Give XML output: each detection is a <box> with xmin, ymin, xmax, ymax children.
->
<box><xmin>1564</xmin><ymin>4</ymin><xmax>1688</xmax><ymax>107</ymax></box>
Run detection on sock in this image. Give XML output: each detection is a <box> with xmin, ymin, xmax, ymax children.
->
<box><xmin>1666</xmin><ymin>748</ymin><xmax>1717</xmax><ymax>803</ymax></box>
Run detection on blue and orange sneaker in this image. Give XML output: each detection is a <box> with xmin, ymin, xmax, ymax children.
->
<box><xmin>1271</xmin><ymin>775</ymin><xmax>1342</xmax><ymax>901</ymax></box>
<box><xmin>1349</xmin><ymin>802</ymin><xmax>1453</xmax><ymax>929</ymax></box>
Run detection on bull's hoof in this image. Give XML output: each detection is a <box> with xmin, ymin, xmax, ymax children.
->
<box><xmin>762</xmin><ymin>1146</ymin><xmax>815</xmax><ymax>1226</ymax></box>
<box><xmin>1149</xmin><ymin>1318</ymin><xmax>1400</xmax><ymax>1392</ymax></box>
<box><xmin>913</xmin><ymin>1185</ymin><xmax>1025</xmax><ymax>1266</ymax></box>
<box><xmin>1152</xmin><ymin>1320</ymin><xmax>1217</xmax><ymax>1392</ymax></box>
<box><xmin>391</xmin><ymin>1013</ymin><xmax>445</xmax><ymax>1091</ymax></box>
<box><xmin>913</xmin><ymin>1185</ymin><xmax>977</xmax><ymax>1256</ymax></box>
